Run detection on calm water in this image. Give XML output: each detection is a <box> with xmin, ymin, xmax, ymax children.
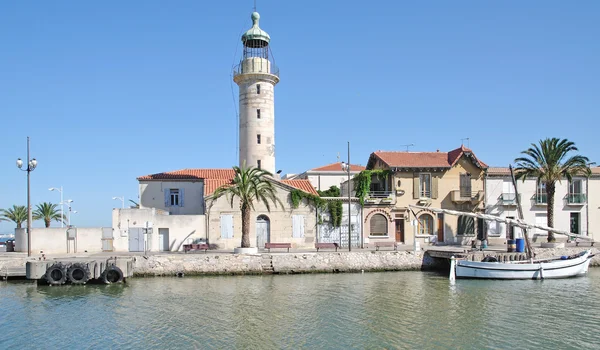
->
<box><xmin>2</xmin><ymin>269</ymin><xmax>600</xmax><ymax>350</ymax></box>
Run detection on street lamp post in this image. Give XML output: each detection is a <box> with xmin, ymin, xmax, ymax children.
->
<box><xmin>16</xmin><ymin>136</ymin><xmax>38</xmax><ymax>257</ymax></box>
<box><xmin>49</xmin><ymin>186</ymin><xmax>64</xmax><ymax>228</ymax></box>
<box><xmin>112</xmin><ymin>196</ymin><xmax>125</xmax><ymax>209</ymax></box>
<box><xmin>341</xmin><ymin>141</ymin><xmax>352</xmax><ymax>252</ymax></box>
<box><xmin>63</xmin><ymin>200</ymin><xmax>74</xmax><ymax>226</ymax></box>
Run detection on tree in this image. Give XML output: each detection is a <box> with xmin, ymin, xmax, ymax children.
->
<box><xmin>0</xmin><ymin>205</ymin><xmax>28</xmax><ymax>229</ymax></box>
<box><xmin>33</xmin><ymin>202</ymin><xmax>66</xmax><ymax>228</ymax></box>
<box><xmin>212</xmin><ymin>163</ymin><xmax>283</xmax><ymax>248</ymax></box>
<box><xmin>129</xmin><ymin>200</ymin><xmax>140</xmax><ymax>208</ymax></box>
<box><xmin>514</xmin><ymin>138</ymin><xmax>591</xmax><ymax>242</ymax></box>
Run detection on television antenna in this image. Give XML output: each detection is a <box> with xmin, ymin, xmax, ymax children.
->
<box><xmin>400</xmin><ymin>144</ymin><xmax>414</xmax><ymax>152</ymax></box>
<box><xmin>461</xmin><ymin>138</ymin><xmax>470</xmax><ymax>148</ymax></box>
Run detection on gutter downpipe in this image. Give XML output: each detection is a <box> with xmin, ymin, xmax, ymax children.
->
<box><xmin>586</xmin><ymin>177</ymin><xmax>590</xmax><ymax>238</ymax></box>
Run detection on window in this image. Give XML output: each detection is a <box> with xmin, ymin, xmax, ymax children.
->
<box><xmin>418</xmin><ymin>214</ymin><xmax>433</xmax><ymax>235</ymax></box>
<box><xmin>257</xmin><ymin>160</ymin><xmax>261</xmax><ymax>169</ymax></box>
<box><xmin>536</xmin><ymin>181</ymin><xmax>547</xmax><ymax>204</ymax></box>
<box><xmin>370</xmin><ymin>214</ymin><xmax>388</xmax><ymax>236</ymax></box>
<box><xmin>292</xmin><ymin>215</ymin><xmax>305</xmax><ymax>238</ymax></box>
<box><xmin>535</xmin><ymin>213</ymin><xmax>547</xmax><ymax>234</ymax></box>
<box><xmin>502</xmin><ymin>180</ymin><xmax>516</xmax><ymax>202</ymax></box>
<box><xmin>220</xmin><ymin>214</ymin><xmax>234</xmax><ymax>239</ymax></box>
<box><xmin>257</xmin><ymin>109</ymin><xmax>261</xmax><ymax>119</ymax></box>
<box><xmin>257</xmin><ymin>134</ymin><xmax>261</xmax><ymax>144</ymax></box>
<box><xmin>460</xmin><ymin>173</ymin><xmax>472</xmax><ymax>197</ymax></box>
<box><xmin>256</xmin><ymin>84</ymin><xmax>261</xmax><ymax>94</ymax></box>
<box><xmin>458</xmin><ymin>215</ymin><xmax>475</xmax><ymax>235</ymax></box>
<box><xmin>165</xmin><ymin>188</ymin><xmax>184</xmax><ymax>207</ymax></box>
<box><xmin>570</xmin><ymin>212</ymin><xmax>580</xmax><ymax>234</ymax></box>
<box><xmin>568</xmin><ymin>179</ymin><xmax>584</xmax><ymax>203</ymax></box>
<box><xmin>419</xmin><ymin>174</ymin><xmax>431</xmax><ymax>198</ymax></box>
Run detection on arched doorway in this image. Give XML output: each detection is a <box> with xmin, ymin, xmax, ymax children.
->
<box><xmin>256</xmin><ymin>215</ymin><xmax>270</xmax><ymax>248</ymax></box>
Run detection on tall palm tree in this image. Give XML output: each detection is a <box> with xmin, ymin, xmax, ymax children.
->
<box><xmin>212</xmin><ymin>163</ymin><xmax>283</xmax><ymax>248</ymax></box>
<box><xmin>33</xmin><ymin>202</ymin><xmax>66</xmax><ymax>228</ymax></box>
<box><xmin>514</xmin><ymin>138</ymin><xmax>590</xmax><ymax>242</ymax></box>
<box><xmin>0</xmin><ymin>205</ymin><xmax>28</xmax><ymax>229</ymax></box>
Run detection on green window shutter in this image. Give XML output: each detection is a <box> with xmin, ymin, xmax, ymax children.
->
<box><xmin>413</xmin><ymin>173</ymin><xmax>420</xmax><ymax>199</ymax></box>
<box><xmin>432</xmin><ymin>176</ymin><xmax>439</xmax><ymax>199</ymax></box>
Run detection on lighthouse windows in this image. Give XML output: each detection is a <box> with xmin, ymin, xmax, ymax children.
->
<box><xmin>257</xmin><ymin>134</ymin><xmax>261</xmax><ymax>144</ymax></box>
<box><xmin>256</xmin><ymin>84</ymin><xmax>261</xmax><ymax>94</ymax></box>
<box><xmin>257</xmin><ymin>109</ymin><xmax>261</xmax><ymax>119</ymax></box>
<box><xmin>257</xmin><ymin>160</ymin><xmax>262</xmax><ymax>169</ymax></box>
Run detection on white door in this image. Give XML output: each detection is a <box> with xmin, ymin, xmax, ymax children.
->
<box><xmin>256</xmin><ymin>216</ymin><xmax>270</xmax><ymax>248</ymax></box>
<box><xmin>158</xmin><ymin>228</ymin><xmax>169</xmax><ymax>251</ymax></box>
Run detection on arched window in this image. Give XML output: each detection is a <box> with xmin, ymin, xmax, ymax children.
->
<box><xmin>370</xmin><ymin>214</ymin><xmax>388</xmax><ymax>236</ymax></box>
<box><xmin>418</xmin><ymin>214</ymin><xmax>434</xmax><ymax>235</ymax></box>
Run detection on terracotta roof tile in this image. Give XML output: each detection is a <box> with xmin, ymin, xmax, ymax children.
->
<box><xmin>138</xmin><ymin>168</ymin><xmax>319</xmax><ymax>196</ymax></box>
<box><xmin>310</xmin><ymin>162</ymin><xmax>365</xmax><ymax>172</ymax></box>
<box><xmin>487</xmin><ymin>167</ymin><xmax>511</xmax><ymax>176</ymax></box>
<box><xmin>369</xmin><ymin>146</ymin><xmax>488</xmax><ymax>169</ymax></box>
<box><xmin>281</xmin><ymin>179</ymin><xmax>319</xmax><ymax>195</ymax></box>
<box><xmin>137</xmin><ymin>169</ymin><xmax>236</xmax><ymax>181</ymax></box>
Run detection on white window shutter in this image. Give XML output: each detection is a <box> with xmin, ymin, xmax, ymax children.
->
<box><xmin>292</xmin><ymin>215</ymin><xmax>305</xmax><ymax>238</ymax></box>
<box><xmin>164</xmin><ymin>190</ymin><xmax>170</xmax><ymax>207</ymax></box>
<box><xmin>179</xmin><ymin>188</ymin><xmax>185</xmax><ymax>207</ymax></box>
<box><xmin>221</xmin><ymin>215</ymin><xmax>233</xmax><ymax>239</ymax></box>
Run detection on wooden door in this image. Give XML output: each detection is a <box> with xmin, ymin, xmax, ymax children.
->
<box><xmin>256</xmin><ymin>216</ymin><xmax>270</xmax><ymax>248</ymax></box>
<box><xmin>437</xmin><ymin>214</ymin><xmax>444</xmax><ymax>242</ymax></box>
<box><xmin>395</xmin><ymin>219</ymin><xmax>404</xmax><ymax>243</ymax></box>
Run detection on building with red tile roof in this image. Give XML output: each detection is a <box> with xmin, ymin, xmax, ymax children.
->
<box><xmin>285</xmin><ymin>162</ymin><xmax>365</xmax><ymax>192</ymax></box>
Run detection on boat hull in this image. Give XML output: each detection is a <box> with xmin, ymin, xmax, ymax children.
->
<box><xmin>455</xmin><ymin>250</ymin><xmax>592</xmax><ymax>280</ymax></box>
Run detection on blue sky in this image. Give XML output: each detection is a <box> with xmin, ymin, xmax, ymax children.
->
<box><xmin>1</xmin><ymin>0</ymin><xmax>599</xmax><ymax>231</ymax></box>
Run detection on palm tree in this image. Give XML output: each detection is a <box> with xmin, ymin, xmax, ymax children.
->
<box><xmin>33</xmin><ymin>202</ymin><xmax>66</xmax><ymax>228</ymax></box>
<box><xmin>129</xmin><ymin>200</ymin><xmax>140</xmax><ymax>208</ymax></box>
<box><xmin>514</xmin><ymin>138</ymin><xmax>590</xmax><ymax>242</ymax></box>
<box><xmin>0</xmin><ymin>205</ymin><xmax>28</xmax><ymax>228</ymax></box>
<box><xmin>212</xmin><ymin>163</ymin><xmax>283</xmax><ymax>248</ymax></box>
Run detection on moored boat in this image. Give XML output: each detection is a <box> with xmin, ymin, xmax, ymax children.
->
<box><xmin>451</xmin><ymin>250</ymin><xmax>593</xmax><ymax>280</ymax></box>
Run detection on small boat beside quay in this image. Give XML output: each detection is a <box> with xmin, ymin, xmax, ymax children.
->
<box><xmin>450</xmin><ymin>250</ymin><xmax>594</xmax><ymax>280</ymax></box>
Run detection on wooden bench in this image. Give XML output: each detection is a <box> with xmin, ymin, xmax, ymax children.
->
<box><xmin>183</xmin><ymin>243</ymin><xmax>209</xmax><ymax>253</ymax></box>
<box><xmin>315</xmin><ymin>242</ymin><xmax>340</xmax><ymax>252</ymax></box>
<box><xmin>374</xmin><ymin>241</ymin><xmax>398</xmax><ymax>251</ymax></box>
<box><xmin>264</xmin><ymin>243</ymin><xmax>291</xmax><ymax>252</ymax></box>
<box><xmin>575</xmin><ymin>239</ymin><xmax>595</xmax><ymax>247</ymax></box>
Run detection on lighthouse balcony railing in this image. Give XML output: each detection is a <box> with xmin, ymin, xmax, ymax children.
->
<box><xmin>233</xmin><ymin>62</ymin><xmax>279</xmax><ymax>78</ymax></box>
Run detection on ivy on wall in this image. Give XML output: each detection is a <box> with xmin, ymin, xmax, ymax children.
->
<box><xmin>354</xmin><ymin>169</ymin><xmax>391</xmax><ymax>205</ymax></box>
<box><xmin>290</xmin><ymin>186</ymin><xmax>343</xmax><ymax>227</ymax></box>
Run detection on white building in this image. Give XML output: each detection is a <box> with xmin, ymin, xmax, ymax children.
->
<box><xmin>234</xmin><ymin>11</ymin><xmax>279</xmax><ymax>174</ymax></box>
<box><xmin>286</xmin><ymin>162</ymin><xmax>365</xmax><ymax>192</ymax></box>
<box><xmin>485</xmin><ymin>167</ymin><xmax>597</xmax><ymax>243</ymax></box>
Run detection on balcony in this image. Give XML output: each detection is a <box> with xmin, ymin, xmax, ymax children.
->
<box><xmin>534</xmin><ymin>193</ymin><xmax>548</xmax><ymax>205</ymax></box>
<box><xmin>499</xmin><ymin>193</ymin><xmax>520</xmax><ymax>206</ymax></box>
<box><xmin>363</xmin><ymin>191</ymin><xmax>395</xmax><ymax>205</ymax></box>
<box><xmin>566</xmin><ymin>193</ymin><xmax>586</xmax><ymax>205</ymax></box>
<box><xmin>451</xmin><ymin>190</ymin><xmax>484</xmax><ymax>204</ymax></box>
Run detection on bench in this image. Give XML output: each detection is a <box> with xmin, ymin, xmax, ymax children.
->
<box><xmin>575</xmin><ymin>239</ymin><xmax>595</xmax><ymax>247</ymax></box>
<box><xmin>183</xmin><ymin>243</ymin><xmax>209</xmax><ymax>253</ymax></box>
<box><xmin>264</xmin><ymin>243</ymin><xmax>291</xmax><ymax>252</ymax></box>
<box><xmin>315</xmin><ymin>242</ymin><xmax>340</xmax><ymax>252</ymax></box>
<box><xmin>374</xmin><ymin>241</ymin><xmax>398</xmax><ymax>251</ymax></box>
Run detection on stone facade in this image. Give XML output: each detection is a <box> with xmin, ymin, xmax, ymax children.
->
<box><xmin>205</xmin><ymin>181</ymin><xmax>318</xmax><ymax>250</ymax></box>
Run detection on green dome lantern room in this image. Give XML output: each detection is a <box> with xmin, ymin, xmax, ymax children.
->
<box><xmin>241</xmin><ymin>12</ymin><xmax>271</xmax><ymax>59</ymax></box>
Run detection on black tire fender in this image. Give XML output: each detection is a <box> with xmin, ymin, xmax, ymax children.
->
<box><xmin>67</xmin><ymin>263</ymin><xmax>90</xmax><ymax>285</ymax></box>
<box><xmin>482</xmin><ymin>256</ymin><xmax>498</xmax><ymax>262</ymax></box>
<box><xmin>45</xmin><ymin>263</ymin><xmax>67</xmax><ymax>285</ymax></box>
<box><xmin>101</xmin><ymin>265</ymin><xmax>124</xmax><ymax>284</ymax></box>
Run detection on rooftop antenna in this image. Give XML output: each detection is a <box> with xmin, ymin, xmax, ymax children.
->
<box><xmin>461</xmin><ymin>138</ymin><xmax>470</xmax><ymax>148</ymax></box>
<box><xmin>253</xmin><ymin>0</ymin><xmax>257</xmax><ymax>11</ymax></box>
<box><xmin>337</xmin><ymin>152</ymin><xmax>340</xmax><ymax>162</ymax></box>
<box><xmin>400</xmin><ymin>144</ymin><xmax>414</xmax><ymax>152</ymax></box>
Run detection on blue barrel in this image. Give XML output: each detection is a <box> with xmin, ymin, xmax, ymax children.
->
<box><xmin>507</xmin><ymin>239</ymin><xmax>516</xmax><ymax>252</ymax></box>
<box><xmin>516</xmin><ymin>238</ymin><xmax>525</xmax><ymax>253</ymax></box>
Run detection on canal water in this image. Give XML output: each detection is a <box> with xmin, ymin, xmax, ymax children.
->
<box><xmin>2</xmin><ymin>269</ymin><xmax>600</xmax><ymax>349</ymax></box>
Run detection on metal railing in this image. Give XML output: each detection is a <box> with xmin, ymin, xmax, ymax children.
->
<box><xmin>367</xmin><ymin>191</ymin><xmax>393</xmax><ymax>199</ymax></box>
<box><xmin>566</xmin><ymin>193</ymin><xmax>586</xmax><ymax>204</ymax></box>
<box><xmin>233</xmin><ymin>61</ymin><xmax>280</xmax><ymax>78</ymax></box>
<box><xmin>451</xmin><ymin>190</ymin><xmax>483</xmax><ymax>202</ymax></box>
<box><xmin>499</xmin><ymin>193</ymin><xmax>520</xmax><ymax>204</ymax></box>
<box><xmin>535</xmin><ymin>193</ymin><xmax>548</xmax><ymax>204</ymax></box>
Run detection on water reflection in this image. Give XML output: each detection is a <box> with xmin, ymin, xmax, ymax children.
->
<box><xmin>1</xmin><ymin>270</ymin><xmax>600</xmax><ymax>349</ymax></box>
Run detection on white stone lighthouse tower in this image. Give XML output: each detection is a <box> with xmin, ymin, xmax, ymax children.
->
<box><xmin>233</xmin><ymin>11</ymin><xmax>280</xmax><ymax>175</ymax></box>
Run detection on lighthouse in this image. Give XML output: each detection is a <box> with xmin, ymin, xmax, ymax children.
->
<box><xmin>233</xmin><ymin>11</ymin><xmax>280</xmax><ymax>175</ymax></box>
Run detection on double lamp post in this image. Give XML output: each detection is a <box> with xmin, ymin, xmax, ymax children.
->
<box><xmin>16</xmin><ymin>137</ymin><xmax>37</xmax><ymax>257</ymax></box>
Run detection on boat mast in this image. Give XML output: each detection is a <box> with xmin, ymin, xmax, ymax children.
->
<box><xmin>509</xmin><ymin>165</ymin><xmax>534</xmax><ymax>259</ymax></box>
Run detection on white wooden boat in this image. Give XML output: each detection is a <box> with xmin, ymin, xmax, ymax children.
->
<box><xmin>450</xmin><ymin>250</ymin><xmax>593</xmax><ymax>280</ymax></box>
